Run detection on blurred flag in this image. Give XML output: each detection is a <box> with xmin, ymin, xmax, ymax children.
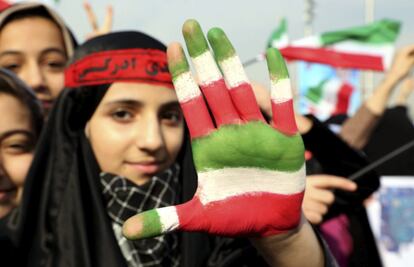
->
<box><xmin>267</xmin><ymin>17</ymin><xmax>289</xmax><ymax>49</ymax></box>
<box><xmin>298</xmin><ymin>62</ymin><xmax>361</xmax><ymax>121</ymax></box>
<box><xmin>279</xmin><ymin>19</ymin><xmax>401</xmax><ymax>71</ymax></box>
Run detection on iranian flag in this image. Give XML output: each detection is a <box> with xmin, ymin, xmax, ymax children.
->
<box><xmin>276</xmin><ymin>19</ymin><xmax>400</xmax><ymax>71</ymax></box>
<box><xmin>298</xmin><ymin>62</ymin><xmax>361</xmax><ymax>121</ymax></box>
<box><xmin>267</xmin><ymin>18</ymin><xmax>289</xmax><ymax>49</ymax></box>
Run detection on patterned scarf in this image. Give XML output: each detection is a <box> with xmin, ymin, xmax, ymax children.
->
<box><xmin>100</xmin><ymin>164</ymin><xmax>181</xmax><ymax>267</ymax></box>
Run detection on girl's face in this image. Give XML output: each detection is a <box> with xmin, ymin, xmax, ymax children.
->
<box><xmin>0</xmin><ymin>16</ymin><xmax>67</xmax><ymax>113</ymax></box>
<box><xmin>87</xmin><ymin>82</ymin><xmax>185</xmax><ymax>185</ymax></box>
<box><xmin>0</xmin><ymin>93</ymin><xmax>35</xmax><ymax>218</ymax></box>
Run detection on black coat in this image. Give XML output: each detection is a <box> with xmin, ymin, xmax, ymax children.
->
<box><xmin>303</xmin><ymin>115</ymin><xmax>382</xmax><ymax>267</ymax></box>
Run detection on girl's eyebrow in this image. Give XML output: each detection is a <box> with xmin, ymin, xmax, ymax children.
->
<box><xmin>104</xmin><ymin>99</ymin><xmax>143</xmax><ymax>107</ymax></box>
<box><xmin>104</xmin><ymin>100</ymin><xmax>180</xmax><ymax>109</ymax></box>
<box><xmin>0</xmin><ymin>129</ymin><xmax>33</xmax><ymax>142</ymax></box>
<box><xmin>160</xmin><ymin>101</ymin><xmax>180</xmax><ymax>110</ymax></box>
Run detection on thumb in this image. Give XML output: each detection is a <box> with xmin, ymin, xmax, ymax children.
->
<box><xmin>123</xmin><ymin>206</ymin><xmax>180</xmax><ymax>240</ymax></box>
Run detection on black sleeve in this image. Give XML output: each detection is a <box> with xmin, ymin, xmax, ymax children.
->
<box><xmin>302</xmin><ymin>115</ymin><xmax>380</xmax><ymax>219</ymax></box>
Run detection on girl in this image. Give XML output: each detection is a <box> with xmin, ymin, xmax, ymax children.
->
<box><xmin>7</xmin><ymin>24</ymin><xmax>334</xmax><ymax>266</ymax></box>
<box><xmin>0</xmin><ymin>2</ymin><xmax>77</xmax><ymax>114</ymax></box>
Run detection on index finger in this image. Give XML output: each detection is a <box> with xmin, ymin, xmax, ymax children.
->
<box><xmin>102</xmin><ymin>5</ymin><xmax>113</xmax><ymax>33</ymax></box>
<box><xmin>167</xmin><ymin>42</ymin><xmax>215</xmax><ymax>139</ymax></box>
<box><xmin>308</xmin><ymin>175</ymin><xmax>357</xmax><ymax>191</ymax></box>
<box><xmin>83</xmin><ymin>1</ymin><xmax>99</xmax><ymax>31</ymax></box>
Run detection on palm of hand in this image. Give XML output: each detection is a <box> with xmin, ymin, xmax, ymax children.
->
<box><xmin>123</xmin><ymin>19</ymin><xmax>306</xmax><ymax>240</ymax></box>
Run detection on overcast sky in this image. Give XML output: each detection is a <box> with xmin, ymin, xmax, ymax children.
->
<box><xmin>17</xmin><ymin>0</ymin><xmax>414</xmax><ymax>109</ymax></box>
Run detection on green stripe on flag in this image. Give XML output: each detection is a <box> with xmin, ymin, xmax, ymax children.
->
<box><xmin>192</xmin><ymin>122</ymin><xmax>304</xmax><ymax>172</ymax></box>
<box><xmin>267</xmin><ymin>18</ymin><xmax>287</xmax><ymax>48</ymax></box>
<box><xmin>321</xmin><ymin>19</ymin><xmax>400</xmax><ymax>45</ymax></box>
<box><xmin>306</xmin><ymin>79</ymin><xmax>328</xmax><ymax>104</ymax></box>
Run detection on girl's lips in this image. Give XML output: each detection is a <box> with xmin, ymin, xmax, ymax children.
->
<box><xmin>125</xmin><ymin>162</ymin><xmax>162</xmax><ymax>174</ymax></box>
<box><xmin>41</xmin><ymin>100</ymin><xmax>53</xmax><ymax>109</ymax></box>
<box><xmin>0</xmin><ymin>188</ymin><xmax>16</xmax><ymax>203</ymax></box>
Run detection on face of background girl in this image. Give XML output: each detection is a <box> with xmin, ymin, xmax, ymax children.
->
<box><xmin>0</xmin><ymin>93</ymin><xmax>35</xmax><ymax>218</ymax></box>
<box><xmin>86</xmin><ymin>82</ymin><xmax>185</xmax><ymax>185</ymax></box>
<box><xmin>0</xmin><ymin>16</ymin><xmax>67</xmax><ymax>113</ymax></box>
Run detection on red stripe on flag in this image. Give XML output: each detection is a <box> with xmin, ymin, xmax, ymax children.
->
<box><xmin>229</xmin><ymin>83</ymin><xmax>265</xmax><ymax>122</ymax></box>
<box><xmin>333</xmin><ymin>82</ymin><xmax>353</xmax><ymax>115</ymax></box>
<box><xmin>180</xmin><ymin>95</ymin><xmax>215</xmax><ymax>139</ymax></box>
<box><xmin>201</xmin><ymin>79</ymin><xmax>240</xmax><ymax>127</ymax></box>
<box><xmin>280</xmin><ymin>46</ymin><xmax>385</xmax><ymax>71</ymax></box>
<box><xmin>176</xmin><ymin>191</ymin><xmax>304</xmax><ymax>237</ymax></box>
<box><xmin>271</xmin><ymin>99</ymin><xmax>298</xmax><ymax>135</ymax></box>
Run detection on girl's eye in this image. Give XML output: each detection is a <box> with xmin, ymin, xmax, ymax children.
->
<box><xmin>2</xmin><ymin>63</ymin><xmax>20</xmax><ymax>72</ymax></box>
<box><xmin>46</xmin><ymin>61</ymin><xmax>65</xmax><ymax>70</ymax></box>
<box><xmin>161</xmin><ymin>110</ymin><xmax>183</xmax><ymax>125</ymax></box>
<box><xmin>2</xmin><ymin>142</ymin><xmax>32</xmax><ymax>154</ymax></box>
<box><xmin>111</xmin><ymin>109</ymin><xmax>134</xmax><ymax>122</ymax></box>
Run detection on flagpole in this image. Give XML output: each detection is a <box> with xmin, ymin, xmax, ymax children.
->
<box><xmin>304</xmin><ymin>0</ymin><xmax>315</xmax><ymax>37</ymax></box>
<box><xmin>364</xmin><ymin>0</ymin><xmax>375</xmax><ymax>99</ymax></box>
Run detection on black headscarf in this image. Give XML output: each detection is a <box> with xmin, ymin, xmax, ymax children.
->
<box><xmin>0</xmin><ymin>67</ymin><xmax>43</xmax><ymax>264</ymax></box>
<box><xmin>2</xmin><ymin>31</ymin><xmax>210</xmax><ymax>267</ymax></box>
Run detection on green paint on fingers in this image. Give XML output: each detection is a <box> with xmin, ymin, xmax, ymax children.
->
<box><xmin>127</xmin><ymin>210</ymin><xmax>163</xmax><ymax>240</ymax></box>
<box><xmin>192</xmin><ymin>121</ymin><xmax>305</xmax><ymax>172</ymax></box>
<box><xmin>266</xmin><ymin>48</ymin><xmax>289</xmax><ymax>81</ymax></box>
<box><xmin>183</xmin><ymin>19</ymin><xmax>209</xmax><ymax>58</ymax></box>
<box><xmin>207</xmin><ymin>27</ymin><xmax>236</xmax><ymax>62</ymax></box>
<box><xmin>168</xmin><ymin>45</ymin><xmax>190</xmax><ymax>80</ymax></box>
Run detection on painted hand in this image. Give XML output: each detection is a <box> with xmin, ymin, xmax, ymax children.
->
<box><xmin>123</xmin><ymin>20</ymin><xmax>305</xmax><ymax>240</ymax></box>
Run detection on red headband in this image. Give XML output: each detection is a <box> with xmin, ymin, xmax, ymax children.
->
<box><xmin>65</xmin><ymin>48</ymin><xmax>174</xmax><ymax>88</ymax></box>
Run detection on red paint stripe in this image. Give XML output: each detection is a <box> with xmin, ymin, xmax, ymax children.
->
<box><xmin>176</xmin><ymin>191</ymin><xmax>304</xmax><ymax>237</ymax></box>
<box><xmin>200</xmin><ymin>79</ymin><xmax>241</xmax><ymax>126</ymax></box>
<box><xmin>229</xmin><ymin>83</ymin><xmax>266</xmax><ymax>122</ymax></box>
<box><xmin>180</xmin><ymin>95</ymin><xmax>215</xmax><ymax>139</ymax></box>
<box><xmin>271</xmin><ymin>99</ymin><xmax>298</xmax><ymax>135</ymax></box>
<box><xmin>280</xmin><ymin>46</ymin><xmax>385</xmax><ymax>71</ymax></box>
<box><xmin>333</xmin><ymin>83</ymin><xmax>353</xmax><ymax>115</ymax></box>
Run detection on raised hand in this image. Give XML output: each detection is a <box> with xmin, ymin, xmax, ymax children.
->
<box><xmin>123</xmin><ymin>19</ymin><xmax>306</xmax><ymax>240</ymax></box>
<box><xmin>303</xmin><ymin>175</ymin><xmax>357</xmax><ymax>224</ymax></box>
<box><xmin>83</xmin><ymin>1</ymin><xmax>113</xmax><ymax>40</ymax></box>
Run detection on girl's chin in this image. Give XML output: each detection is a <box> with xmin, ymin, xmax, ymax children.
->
<box><xmin>123</xmin><ymin>174</ymin><xmax>153</xmax><ymax>186</ymax></box>
<box><xmin>0</xmin><ymin>205</ymin><xmax>15</xmax><ymax>219</ymax></box>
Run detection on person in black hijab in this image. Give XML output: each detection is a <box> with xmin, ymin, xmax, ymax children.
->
<box><xmin>0</xmin><ymin>67</ymin><xmax>43</xmax><ymax>266</ymax></box>
<box><xmin>3</xmin><ymin>29</ymin><xmax>338</xmax><ymax>267</ymax></box>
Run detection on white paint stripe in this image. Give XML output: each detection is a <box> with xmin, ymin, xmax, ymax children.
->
<box><xmin>197</xmin><ymin>165</ymin><xmax>305</xmax><ymax>205</ymax></box>
<box><xmin>158</xmin><ymin>206</ymin><xmax>180</xmax><ymax>233</ymax></box>
<box><xmin>270</xmin><ymin>78</ymin><xmax>292</xmax><ymax>103</ymax></box>
<box><xmin>192</xmin><ymin>51</ymin><xmax>222</xmax><ymax>86</ymax></box>
<box><xmin>173</xmin><ymin>71</ymin><xmax>202</xmax><ymax>103</ymax></box>
<box><xmin>219</xmin><ymin>55</ymin><xmax>250</xmax><ymax>88</ymax></box>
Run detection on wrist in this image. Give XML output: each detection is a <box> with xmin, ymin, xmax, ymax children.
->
<box><xmin>250</xmin><ymin>216</ymin><xmax>324</xmax><ymax>267</ymax></box>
